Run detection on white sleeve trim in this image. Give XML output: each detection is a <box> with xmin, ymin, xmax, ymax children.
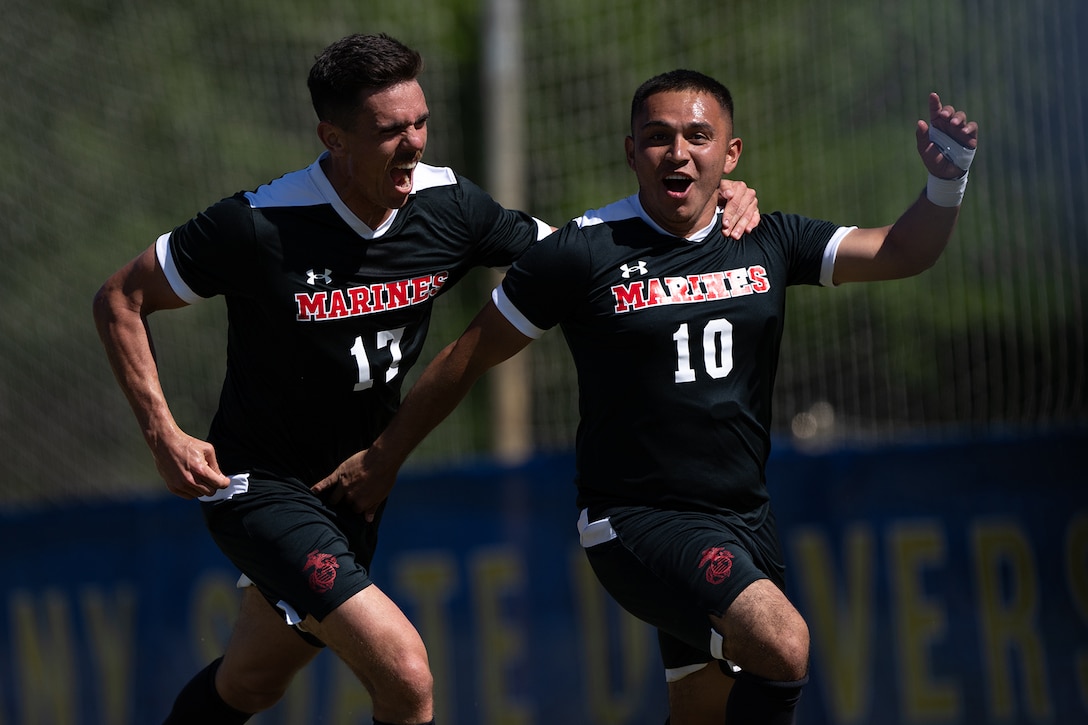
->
<box><xmin>486</xmin><ymin>218</ymin><xmax>554</xmax><ymax>275</ymax></box>
<box><xmin>492</xmin><ymin>285</ymin><xmax>547</xmax><ymax>339</ymax></box>
<box><xmin>820</xmin><ymin>226</ymin><xmax>856</xmax><ymax>288</ymax></box>
<box><xmin>155</xmin><ymin>233</ymin><xmax>204</xmax><ymax>304</ymax></box>
<box><xmin>533</xmin><ymin>217</ymin><xmax>553</xmax><ymax>241</ymax></box>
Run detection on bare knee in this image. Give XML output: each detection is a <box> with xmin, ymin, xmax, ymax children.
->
<box><xmin>729</xmin><ymin>621</ymin><xmax>808</xmax><ymax>682</ymax></box>
<box><xmin>214</xmin><ymin>588</ymin><xmax>321</xmax><ymax>713</ymax></box>
<box><xmin>216</xmin><ymin>661</ymin><xmax>295</xmax><ymax>713</ymax></box>
<box><xmin>715</xmin><ymin>580</ymin><xmax>810</xmax><ymax>681</ymax></box>
<box><xmin>387</xmin><ymin>651</ymin><xmax>434</xmax><ymax>711</ymax></box>
<box><xmin>356</xmin><ymin>644</ymin><xmax>433</xmax><ymax>722</ymax></box>
<box><xmin>771</xmin><ymin>614</ymin><xmax>810</xmax><ymax>680</ymax></box>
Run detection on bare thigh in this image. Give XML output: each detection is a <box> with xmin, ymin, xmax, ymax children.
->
<box><xmin>302</xmin><ymin>582</ymin><xmax>434</xmax><ymax>723</ymax></box>
<box><xmin>710</xmin><ymin>579</ymin><xmax>809</xmax><ymax>681</ymax></box>
<box><xmin>667</xmin><ymin>663</ymin><xmax>735</xmax><ymax>725</ymax></box>
<box><xmin>217</xmin><ymin>586</ymin><xmax>323</xmax><ymax>713</ymax></box>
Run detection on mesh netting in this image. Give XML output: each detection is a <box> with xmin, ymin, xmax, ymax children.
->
<box><xmin>2</xmin><ymin>0</ymin><xmax>1084</xmax><ymax>504</ymax></box>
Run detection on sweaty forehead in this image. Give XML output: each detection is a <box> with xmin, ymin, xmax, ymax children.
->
<box><xmin>635</xmin><ymin>90</ymin><xmax>730</xmax><ymax>133</ymax></box>
<box><xmin>357</xmin><ymin>80</ymin><xmax>429</xmax><ymax>127</ymax></box>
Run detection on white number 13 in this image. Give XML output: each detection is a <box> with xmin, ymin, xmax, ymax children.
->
<box><xmin>673</xmin><ymin>318</ymin><xmax>733</xmax><ymax>383</ymax></box>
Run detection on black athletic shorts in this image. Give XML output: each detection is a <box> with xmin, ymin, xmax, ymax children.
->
<box><xmin>578</xmin><ymin>504</ymin><xmax>786</xmax><ymax>671</ymax></box>
<box><xmin>199</xmin><ymin>472</ymin><xmax>385</xmax><ymax>625</ymax></box>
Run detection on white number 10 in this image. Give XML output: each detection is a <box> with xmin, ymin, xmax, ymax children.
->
<box><xmin>673</xmin><ymin>318</ymin><xmax>733</xmax><ymax>383</ymax></box>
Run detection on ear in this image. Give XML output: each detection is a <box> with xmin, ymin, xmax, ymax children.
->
<box><xmin>317</xmin><ymin>120</ymin><xmax>345</xmax><ymax>156</ymax></box>
<box><xmin>625</xmin><ymin>135</ymin><xmax>636</xmax><ymax>171</ymax></box>
<box><xmin>722</xmin><ymin>136</ymin><xmax>742</xmax><ymax>175</ymax></box>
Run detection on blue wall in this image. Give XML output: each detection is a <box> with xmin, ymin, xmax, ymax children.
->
<box><xmin>2</xmin><ymin>432</ymin><xmax>1086</xmax><ymax>724</ymax></box>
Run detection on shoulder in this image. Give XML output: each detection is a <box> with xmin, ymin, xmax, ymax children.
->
<box><xmin>410</xmin><ymin>163</ymin><xmax>459</xmax><ymax>192</ymax></box>
<box><xmin>541</xmin><ymin>196</ymin><xmax>649</xmax><ymax>252</ymax></box>
<box><xmin>406</xmin><ymin>164</ymin><xmax>531</xmax><ymax>246</ymax></box>
<box><xmin>574</xmin><ymin>195</ymin><xmax>642</xmax><ymax>229</ymax></box>
<box><xmin>243</xmin><ymin>162</ymin><xmax>328</xmax><ymax>210</ymax></box>
<box><xmin>403</xmin><ymin>163</ymin><xmax>486</xmax><ymax>213</ymax></box>
<box><xmin>522</xmin><ymin>200</ymin><xmax>639</xmax><ymax>271</ymax></box>
<box><xmin>408</xmin><ymin>164</ymin><xmax>499</xmax><ymax>213</ymax></box>
<box><xmin>174</xmin><ymin>192</ymin><xmax>256</xmax><ymax>245</ymax></box>
<box><xmin>751</xmin><ymin>211</ymin><xmax>838</xmax><ymax>238</ymax></box>
<box><xmin>748</xmin><ymin>212</ymin><xmax>850</xmax><ymax>287</ymax></box>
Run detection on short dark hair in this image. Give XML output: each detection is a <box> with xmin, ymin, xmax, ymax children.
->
<box><xmin>630</xmin><ymin>69</ymin><xmax>734</xmax><ymax>131</ymax></box>
<box><xmin>307</xmin><ymin>33</ymin><xmax>424</xmax><ymax>129</ymax></box>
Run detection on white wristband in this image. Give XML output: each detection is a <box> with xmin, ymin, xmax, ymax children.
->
<box><xmin>926</xmin><ymin>171</ymin><xmax>969</xmax><ymax>207</ymax></box>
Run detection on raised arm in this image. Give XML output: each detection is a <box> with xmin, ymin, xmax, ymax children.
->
<box><xmin>832</xmin><ymin>92</ymin><xmax>979</xmax><ymax>284</ymax></box>
<box><xmin>313</xmin><ymin>300</ymin><xmax>534</xmax><ymax>518</ymax></box>
<box><xmin>92</xmin><ymin>244</ymin><xmax>231</xmax><ymax>498</ymax></box>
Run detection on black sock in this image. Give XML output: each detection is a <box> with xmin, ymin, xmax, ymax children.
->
<box><xmin>724</xmin><ymin>672</ymin><xmax>807</xmax><ymax>724</ymax></box>
<box><xmin>163</xmin><ymin>657</ymin><xmax>253</xmax><ymax>724</ymax></box>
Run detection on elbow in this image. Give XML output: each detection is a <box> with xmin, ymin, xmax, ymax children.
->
<box><xmin>91</xmin><ymin>285</ymin><xmax>119</xmax><ymax>345</ymax></box>
<box><xmin>884</xmin><ymin>232</ymin><xmax>950</xmax><ymax>280</ymax></box>
<box><xmin>886</xmin><ymin>255</ymin><xmax>941</xmax><ymax>282</ymax></box>
<box><xmin>911</xmin><ymin>255</ymin><xmax>941</xmax><ymax>276</ymax></box>
<box><xmin>91</xmin><ymin>278</ymin><xmax>132</xmax><ymax>335</ymax></box>
<box><xmin>91</xmin><ymin>283</ymin><xmax>111</xmax><ymax>327</ymax></box>
<box><xmin>909</xmin><ymin>237</ymin><xmax>952</xmax><ymax>276</ymax></box>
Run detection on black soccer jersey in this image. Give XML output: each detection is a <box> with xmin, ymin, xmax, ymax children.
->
<box><xmin>495</xmin><ymin>195</ymin><xmax>851</xmax><ymax>518</ymax></box>
<box><xmin>159</xmin><ymin>153</ymin><xmax>546</xmax><ymax>482</ymax></box>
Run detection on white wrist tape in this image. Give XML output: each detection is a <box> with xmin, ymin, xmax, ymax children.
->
<box><xmin>927</xmin><ymin>171</ymin><xmax>969</xmax><ymax>207</ymax></box>
<box><xmin>928</xmin><ymin>127</ymin><xmax>976</xmax><ymax>173</ymax></box>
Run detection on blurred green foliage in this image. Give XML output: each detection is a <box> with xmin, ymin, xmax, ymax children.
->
<box><xmin>1</xmin><ymin>0</ymin><xmax>1084</xmax><ymax>503</ymax></box>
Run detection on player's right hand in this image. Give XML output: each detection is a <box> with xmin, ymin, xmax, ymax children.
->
<box><xmin>149</xmin><ymin>428</ymin><xmax>231</xmax><ymax>499</ymax></box>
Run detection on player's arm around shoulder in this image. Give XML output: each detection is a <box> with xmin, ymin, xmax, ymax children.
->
<box><xmin>832</xmin><ymin>92</ymin><xmax>979</xmax><ymax>285</ymax></box>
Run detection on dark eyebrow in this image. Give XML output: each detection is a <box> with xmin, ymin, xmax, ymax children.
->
<box><xmin>639</xmin><ymin>119</ymin><xmax>715</xmax><ymax>134</ymax></box>
<box><xmin>377</xmin><ymin>111</ymin><xmax>430</xmax><ymax>135</ymax></box>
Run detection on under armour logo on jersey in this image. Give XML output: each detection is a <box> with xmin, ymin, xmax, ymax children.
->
<box><xmin>306</xmin><ymin>268</ymin><xmax>333</xmax><ymax>286</ymax></box>
<box><xmin>620</xmin><ymin>261</ymin><xmax>648</xmax><ymax>278</ymax></box>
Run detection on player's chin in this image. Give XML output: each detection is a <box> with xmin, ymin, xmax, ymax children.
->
<box><xmin>386</xmin><ymin>188</ymin><xmax>413</xmax><ymax>208</ymax></box>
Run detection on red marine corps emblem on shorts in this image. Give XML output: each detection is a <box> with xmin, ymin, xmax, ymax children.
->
<box><xmin>303</xmin><ymin>550</ymin><xmax>340</xmax><ymax>593</ymax></box>
<box><xmin>698</xmin><ymin>547</ymin><xmax>735</xmax><ymax>585</ymax></box>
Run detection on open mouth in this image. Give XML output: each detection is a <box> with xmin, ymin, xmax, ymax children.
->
<box><xmin>391</xmin><ymin>160</ymin><xmax>419</xmax><ymax>193</ymax></box>
<box><xmin>663</xmin><ymin>173</ymin><xmax>694</xmax><ymax>196</ymax></box>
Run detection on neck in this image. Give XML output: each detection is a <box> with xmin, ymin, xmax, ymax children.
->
<box><xmin>320</xmin><ymin>155</ymin><xmax>393</xmax><ymax>230</ymax></box>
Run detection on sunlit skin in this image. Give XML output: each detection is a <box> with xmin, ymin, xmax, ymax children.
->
<box><xmin>626</xmin><ymin>89</ymin><xmax>742</xmax><ymax>238</ymax></box>
<box><xmin>317</xmin><ymin>80</ymin><xmax>430</xmax><ymax>230</ymax></box>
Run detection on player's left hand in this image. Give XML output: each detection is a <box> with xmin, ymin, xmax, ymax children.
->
<box><xmin>719</xmin><ymin>179</ymin><xmax>760</xmax><ymax>239</ymax></box>
<box><xmin>917</xmin><ymin>92</ymin><xmax>979</xmax><ymax>179</ymax></box>
<box><xmin>312</xmin><ymin>450</ymin><xmax>393</xmax><ymax>521</ymax></box>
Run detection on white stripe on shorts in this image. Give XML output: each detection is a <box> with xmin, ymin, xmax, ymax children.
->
<box><xmin>577</xmin><ymin>508</ymin><xmax>617</xmax><ymax>548</ymax></box>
